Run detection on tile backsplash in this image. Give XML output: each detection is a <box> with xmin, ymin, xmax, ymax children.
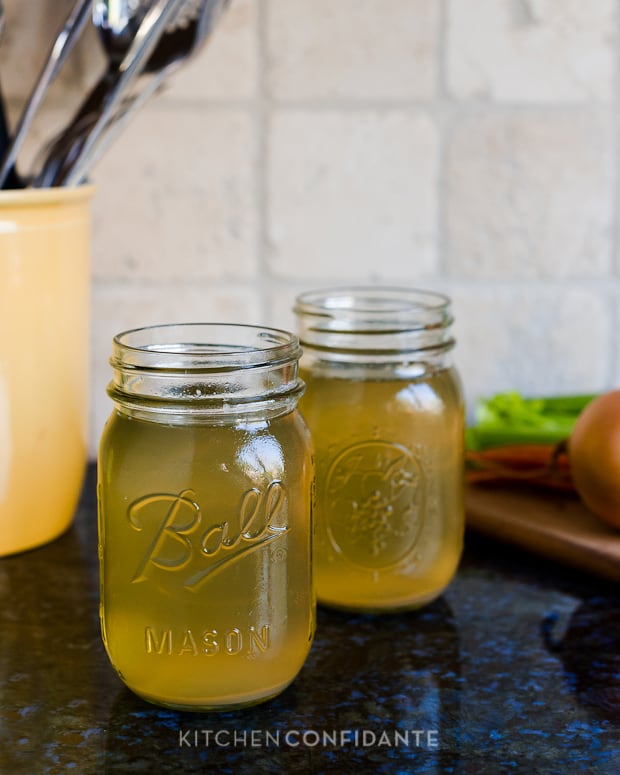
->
<box><xmin>0</xmin><ymin>0</ymin><xmax>618</xmax><ymax>456</ymax></box>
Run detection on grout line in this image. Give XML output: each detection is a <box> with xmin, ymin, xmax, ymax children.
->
<box><xmin>435</xmin><ymin>0</ymin><xmax>450</xmax><ymax>280</ymax></box>
<box><xmin>605</xmin><ymin>0</ymin><xmax>620</xmax><ymax>387</ymax></box>
<box><xmin>158</xmin><ymin>96</ymin><xmax>618</xmax><ymax>114</ymax></box>
<box><xmin>254</xmin><ymin>0</ymin><xmax>271</xmax><ymax>325</ymax></box>
<box><xmin>91</xmin><ymin>274</ymin><xmax>620</xmax><ymax>293</ymax></box>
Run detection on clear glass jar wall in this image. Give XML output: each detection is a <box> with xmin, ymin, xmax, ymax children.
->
<box><xmin>97</xmin><ymin>323</ymin><xmax>315</xmax><ymax>710</ymax></box>
<box><xmin>294</xmin><ymin>288</ymin><xmax>465</xmax><ymax>613</ymax></box>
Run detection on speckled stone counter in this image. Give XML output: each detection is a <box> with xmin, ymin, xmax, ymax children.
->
<box><xmin>1</xmin><ymin>465</ymin><xmax>620</xmax><ymax>774</ymax></box>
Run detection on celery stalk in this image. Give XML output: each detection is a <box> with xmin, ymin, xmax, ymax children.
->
<box><xmin>466</xmin><ymin>391</ymin><xmax>596</xmax><ymax>451</ymax></box>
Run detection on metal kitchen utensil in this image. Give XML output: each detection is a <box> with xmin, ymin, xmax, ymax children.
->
<box><xmin>34</xmin><ymin>0</ymin><xmax>188</xmax><ymax>187</ymax></box>
<box><xmin>92</xmin><ymin>0</ymin><xmax>158</xmax><ymax>73</ymax></box>
<box><xmin>28</xmin><ymin>0</ymin><xmax>158</xmax><ymax>187</ymax></box>
<box><xmin>0</xmin><ymin>0</ymin><xmax>21</xmax><ymax>189</ymax></box>
<box><xmin>0</xmin><ymin>0</ymin><xmax>153</xmax><ymax>188</ymax></box>
<box><xmin>0</xmin><ymin>84</ymin><xmax>13</xmax><ymax>187</ymax></box>
<box><xmin>62</xmin><ymin>0</ymin><xmax>230</xmax><ymax>186</ymax></box>
<box><xmin>0</xmin><ymin>0</ymin><xmax>8</xmax><ymax>162</ymax></box>
<box><xmin>0</xmin><ymin>0</ymin><xmax>92</xmax><ymax>189</ymax></box>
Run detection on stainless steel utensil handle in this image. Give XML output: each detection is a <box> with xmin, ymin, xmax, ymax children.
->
<box><xmin>0</xmin><ymin>0</ymin><xmax>92</xmax><ymax>189</ymax></box>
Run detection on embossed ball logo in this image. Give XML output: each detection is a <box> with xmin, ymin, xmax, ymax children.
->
<box><xmin>325</xmin><ymin>441</ymin><xmax>425</xmax><ymax>570</ymax></box>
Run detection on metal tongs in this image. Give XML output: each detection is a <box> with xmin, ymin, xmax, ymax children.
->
<box><xmin>0</xmin><ymin>0</ymin><xmax>230</xmax><ymax>189</ymax></box>
<box><xmin>35</xmin><ymin>0</ymin><xmax>229</xmax><ymax>188</ymax></box>
<box><xmin>34</xmin><ymin>0</ymin><xmax>185</xmax><ymax>187</ymax></box>
<box><xmin>41</xmin><ymin>0</ymin><xmax>229</xmax><ymax>186</ymax></box>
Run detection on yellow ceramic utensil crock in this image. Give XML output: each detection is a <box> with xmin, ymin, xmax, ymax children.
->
<box><xmin>0</xmin><ymin>186</ymin><xmax>93</xmax><ymax>555</ymax></box>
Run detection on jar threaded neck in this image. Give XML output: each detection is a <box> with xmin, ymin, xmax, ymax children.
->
<box><xmin>294</xmin><ymin>287</ymin><xmax>455</xmax><ymax>361</ymax></box>
<box><xmin>107</xmin><ymin>323</ymin><xmax>304</xmax><ymax>421</ymax></box>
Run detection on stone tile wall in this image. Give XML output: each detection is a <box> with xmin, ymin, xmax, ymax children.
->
<box><xmin>0</xmin><ymin>0</ymin><xmax>617</xmax><ymax>454</ymax></box>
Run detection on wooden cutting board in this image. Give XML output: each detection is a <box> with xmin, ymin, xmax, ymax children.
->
<box><xmin>465</xmin><ymin>483</ymin><xmax>620</xmax><ymax>583</ymax></box>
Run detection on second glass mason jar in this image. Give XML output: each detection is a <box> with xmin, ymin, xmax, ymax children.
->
<box><xmin>98</xmin><ymin>323</ymin><xmax>315</xmax><ymax>711</ymax></box>
<box><xmin>294</xmin><ymin>287</ymin><xmax>465</xmax><ymax>613</ymax></box>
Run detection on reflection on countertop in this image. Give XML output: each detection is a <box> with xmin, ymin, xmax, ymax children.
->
<box><xmin>1</xmin><ymin>465</ymin><xmax>619</xmax><ymax>773</ymax></box>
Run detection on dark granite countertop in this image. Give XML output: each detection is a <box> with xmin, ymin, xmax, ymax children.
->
<box><xmin>1</xmin><ymin>465</ymin><xmax>620</xmax><ymax>774</ymax></box>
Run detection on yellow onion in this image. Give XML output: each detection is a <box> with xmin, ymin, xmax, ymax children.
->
<box><xmin>568</xmin><ymin>390</ymin><xmax>620</xmax><ymax>529</ymax></box>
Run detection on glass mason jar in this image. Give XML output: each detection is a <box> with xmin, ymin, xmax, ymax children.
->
<box><xmin>98</xmin><ymin>323</ymin><xmax>315</xmax><ymax>711</ymax></box>
<box><xmin>294</xmin><ymin>287</ymin><xmax>465</xmax><ymax>613</ymax></box>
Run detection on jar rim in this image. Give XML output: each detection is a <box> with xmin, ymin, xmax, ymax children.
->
<box><xmin>296</xmin><ymin>285</ymin><xmax>449</xmax><ymax>309</ymax></box>
<box><xmin>294</xmin><ymin>286</ymin><xmax>451</xmax><ymax>329</ymax></box>
<box><xmin>111</xmin><ymin>322</ymin><xmax>302</xmax><ymax>372</ymax></box>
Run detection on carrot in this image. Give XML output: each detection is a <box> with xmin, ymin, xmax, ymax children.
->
<box><xmin>465</xmin><ymin>442</ymin><xmax>575</xmax><ymax>492</ymax></box>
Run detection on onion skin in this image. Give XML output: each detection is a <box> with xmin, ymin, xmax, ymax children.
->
<box><xmin>568</xmin><ymin>390</ymin><xmax>620</xmax><ymax>530</ymax></box>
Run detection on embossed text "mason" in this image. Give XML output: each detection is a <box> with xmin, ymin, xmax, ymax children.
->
<box><xmin>128</xmin><ymin>482</ymin><xmax>288</xmax><ymax>589</ymax></box>
<box><xmin>145</xmin><ymin>625</ymin><xmax>270</xmax><ymax>656</ymax></box>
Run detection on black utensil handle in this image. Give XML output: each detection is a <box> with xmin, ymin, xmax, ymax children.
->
<box><xmin>0</xmin><ymin>85</ymin><xmax>23</xmax><ymax>189</ymax></box>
